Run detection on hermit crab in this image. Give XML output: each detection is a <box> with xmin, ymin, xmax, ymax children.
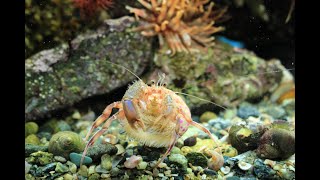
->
<box><xmin>80</xmin><ymin>62</ymin><xmax>224</xmax><ymax>169</ymax></box>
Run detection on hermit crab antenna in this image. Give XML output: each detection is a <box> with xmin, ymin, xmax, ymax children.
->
<box><xmin>106</xmin><ymin>60</ymin><xmax>142</xmax><ymax>81</ymax></box>
<box><xmin>174</xmin><ymin>92</ymin><xmax>227</xmax><ymax>110</ymax></box>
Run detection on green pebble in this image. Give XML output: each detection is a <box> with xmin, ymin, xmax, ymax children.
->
<box><xmin>69</xmin><ymin>152</ymin><xmax>92</xmax><ymax>167</ymax></box>
<box><xmin>187</xmin><ymin>168</ymin><xmax>193</xmax><ymax>174</ymax></box>
<box><xmin>170</xmin><ymin>147</ymin><xmax>181</xmax><ymax>154</ymax></box>
<box><xmin>63</xmin><ymin>174</ymin><xmax>73</xmax><ymax>180</ymax></box>
<box><xmin>168</xmin><ymin>154</ymin><xmax>188</xmax><ymax>169</ymax></box>
<box><xmin>25</xmin><ymin>174</ymin><xmax>34</xmax><ymax>180</ymax></box>
<box><xmin>78</xmin><ymin>165</ymin><xmax>88</xmax><ymax>177</ymax></box>
<box><xmin>27</xmin><ymin>151</ymin><xmax>53</xmax><ymax>165</ymax></box>
<box><xmin>200</xmin><ymin>111</ymin><xmax>217</xmax><ymax>123</ymax></box>
<box><xmin>55</xmin><ymin>162</ymin><xmax>69</xmax><ymax>173</ymax></box>
<box><xmin>25</xmin><ymin>122</ymin><xmax>39</xmax><ymax>137</ymax></box>
<box><xmin>25</xmin><ymin>134</ymin><xmax>40</xmax><ymax>145</ymax></box>
<box><xmin>185</xmin><ymin>152</ymin><xmax>208</xmax><ymax>167</ymax></box>
<box><xmin>54</xmin><ymin>156</ymin><xmax>66</xmax><ymax>163</ymax></box>
<box><xmin>25</xmin><ymin>144</ymin><xmax>48</xmax><ymax>156</ymax></box>
<box><xmin>66</xmin><ymin>161</ymin><xmax>77</xmax><ymax>173</ymax></box>
<box><xmin>101</xmin><ymin>154</ymin><xmax>112</xmax><ymax>170</ymax></box>
<box><xmin>88</xmin><ymin>165</ymin><xmax>96</xmax><ymax>175</ymax></box>
<box><xmin>137</xmin><ymin>161</ymin><xmax>148</xmax><ymax>170</ymax></box>
<box><xmin>88</xmin><ymin>173</ymin><xmax>100</xmax><ymax>180</ymax></box>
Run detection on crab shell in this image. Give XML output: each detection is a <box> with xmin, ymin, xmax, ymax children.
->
<box><xmin>121</xmin><ymin>80</ymin><xmax>192</xmax><ymax>147</ymax></box>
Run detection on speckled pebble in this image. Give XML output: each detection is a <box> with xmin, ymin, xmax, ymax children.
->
<box><xmin>101</xmin><ymin>154</ymin><xmax>112</xmax><ymax>170</ymax></box>
<box><xmin>184</xmin><ymin>136</ymin><xmax>197</xmax><ymax>146</ymax></box>
<box><xmin>168</xmin><ymin>154</ymin><xmax>188</xmax><ymax>169</ymax></box>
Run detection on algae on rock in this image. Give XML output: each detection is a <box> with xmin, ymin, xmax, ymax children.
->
<box><xmin>25</xmin><ymin>16</ymin><xmax>153</xmax><ymax>121</ymax></box>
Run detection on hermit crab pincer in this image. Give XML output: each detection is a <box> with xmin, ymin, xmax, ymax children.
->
<box><xmin>80</xmin><ymin>62</ymin><xmax>224</xmax><ymax>169</ymax></box>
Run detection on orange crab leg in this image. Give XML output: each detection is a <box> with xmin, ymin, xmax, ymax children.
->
<box><xmin>80</xmin><ymin>110</ymin><xmax>125</xmax><ymax>166</ymax></box>
<box><xmin>84</xmin><ymin>101</ymin><xmax>122</xmax><ymax>142</ymax></box>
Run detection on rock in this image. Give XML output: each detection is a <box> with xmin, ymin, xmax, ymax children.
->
<box><xmin>48</xmin><ymin>131</ymin><xmax>85</xmax><ymax>158</ymax></box>
<box><xmin>200</xmin><ymin>111</ymin><xmax>217</xmax><ymax>123</ymax></box>
<box><xmin>228</xmin><ymin>124</ymin><xmax>263</xmax><ymax>153</ymax></box>
<box><xmin>124</xmin><ymin>155</ymin><xmax>142</xmax><ymax>169</ymax></box>
<box><xmin>204</xmin><ymin>168</ymin><xmax>217</xmax><ymax>176</ymax></box>
<box><xmin>208</xmin><ymin>118</ymin><xmax>232</xmax><ymax>130</ymax></box>
<box><xmin>237</xmin><ymin>103</ymin><xmax>260</xmax><ymax>119</ymax></box>
<box><xmin>264</xmin><ymin>106</ymin><xmax>286</xmax><ymax>119</ymax></box>
<box><xmin>25</xmin><ymin>144</ymin><xmax>48</xmax><ymax>156</ymax></box>
<box><xmin>101</xmin><ymin>154</ymin><xmax>112</xmax><ymax>170</ymax></box>
<box><xmin>86</xmin><ymin>141</ymin><xmax>117</xmax><ymax>161</ymax></box>
<box><xmin>69</xmin><ymin>152</ymin><xmax>92</xmax><ymax>166</ymax></box>
<box><xmin>170</xmin><ymin>147</ymin><xmax>181</xmax><ymax>154</ymax></box>
<box><xmin>88</xmin><ymin>165</ymin><xmax>96</xmax><ymax>175</ymax></box>
<box><xmin>222</xmin><ymin>144</ymin><xmax>238</xmax><ymax>157</ymax></box>
<box><xmin>78</xmin><ymin>165</ymin><xmax>88</xmax><ymax>177</ymax></box>
<box><xmin>25</xmin><ymin>16</ymin><xmax>152</xmax><ymax>121</ymax></box>
<box><xmin>26</xmin><ymin>151</ymin><xmax>54</xmax><ymax>165</ymax></box>
<box><xmin>54</xmin><ymin>156</ymin><xmax>67</xmax><ymax>163</ymax></box>
<box><xmin>29</xmin><ymin>163</ymin><xmax>56</xmax><ymax>177</ymax></box>
<box><xmin>184</xmin><ymin>136</ymin><xmax>197</xmax><ymax>146</ymax></box>
<box><xmin>25</xmin><ymin>122</ymin><xmax>39</xmax><ymax>137</ymax></box>
<box><xmin>55</xmin><ymin>162</ymin><xmax>69</xmax><ymax>173</ymax></box>
<box><xmin>63</xmin><ymin>174</ymin><xmax>74</xmax><ymax>180</ymax></box>
<box><xmin>40</xmin><ymin>119</ymin><xmax>71</xmax><ymax>134</ymax></box>
<box><xmin>185</xmin><ymin>152</ymin><xmax>208</xmax><ymax>167</ymax></box>
<box><xmin>66</xmin><ymin>161</ymin><xmax>77</xmax><ymax>173</ymax></box>
<box><xmin>25</xmin><ymin>161</ymin><xmax>32</xmax><ymax>174</ymax></box>
<box><xmin>168</xmin><ymin>154</ymin><xmax>188</xmax><ymax>169</ymax></box>
<box><xmin>257</xmin><ymin>128</ymin><xmax>295</xmax><ymax>159</ymax></box>
<box><xmin>226</xmin><ymin>177</ymin><xmax>240</xmax><ymax>180</ymax></box>
<box><xmin>25</xmin><ymin>134</ymin><xmax>40</xmax><ymax>145</ymax></box>
<box><xmin>137</xmin><ymin>161</ymin><xmax>148</xmax><ymax>170</ymax></box>
<box><xmin>95</xmin><ymin>165</ymin><xmax>108</xmax><ymax>174</ymax></box>
<box><xmin>37</xmin><ymin>132</ymin><xmax>52</xmax><ymax>141</ymax></box>
<box><xmin>253</xmin><ymin>159</ymin><xmax>277</xmax><ymax>179</ymax></box>
<box><xmin>88</xmin><ymin>173</ymin><xmax>100</xmax><ymax>180</ymax></box>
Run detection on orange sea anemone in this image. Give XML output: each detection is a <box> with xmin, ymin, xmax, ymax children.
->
<box><xmin>126</xmin><ymin>0</ymin><xmax>226</xmax><ymax>54</ymax></box>
<box><xmin>73</xmin><ymin>0</ymin><xmax>113</xmax><ymax>17</ymax></box>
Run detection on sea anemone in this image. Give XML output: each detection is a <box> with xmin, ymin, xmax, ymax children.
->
<box><xmin>126</xmin><ymin>0</ymin><xmax>226</xmax><ymax>55</ymax></box>
<box><xmin>73</xmin><ymin>0</ymin><xmax>113</xmax><ymax>17</ymax></box>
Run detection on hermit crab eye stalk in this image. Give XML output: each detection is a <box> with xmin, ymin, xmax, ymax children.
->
<box><xmin>162</xmin><ymin>82</ymin><xmax>167</xmax><ymax>87</ymax></box>
<box><xmin>148</xmin><ymin>80</ymin><xmax>156</xmax><ymax>86</ymax></box>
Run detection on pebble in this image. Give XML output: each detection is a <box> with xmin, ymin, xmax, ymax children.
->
<box><xmin>204</xmin><ymin>168</ymin><xmax>217</xmax><ymax>176</ymax></box>
<box><xmin>78</xmin><ymin>165</ymin><xmax>88</xmax><ymax>177</ymax></box>
<box><xmin>55</xmin><ymin>162</ymin><xmax>69</xmax><ymax>173</ymax></box>
<box><xmin>115</xmin><ymin>144</ymin><xmax>125</xmax><ymax>155</ymax></box>
<box><xmin>66</xmin><ymin>161</ymin><xmax>77</xmax><ymax>173</ymax></box>
<box><xmin>168</xmin><ymin>154</ymin><xmax>188</xmax><ymax>169</ymax></box>
<box><xmin>25</xmin><ymin>144</ymin><xmax>48</xmax><ymax>156</ymax></box>
<box><xmin>88</xmin><ymin>165</ymin><xmax>96</xmax><ymax>175</ymax></box>
<box><xmin>54</xmin><ymin>156</ymin><xmax>66</xmax><ymax>163</ymax></box>
<box><xmin>264</xmin><ymin>106</ymin><xmax>286</xmax><ymax>119</ymax></box>
<box><xmin>69</xmin><ymin>152</ymin><xmax>92</xmax><ymax>166</ymax></box>
<box><xmin>100</xmin><ymin>173</ymin><xmax>110</xmax><ymax>179</ymax></box>
<box><xmin>25</xmin><ymin>161</ymin><xmax>31</xmax><ymax>174</ymax></box>
<box><xmin>63</xmin><ymin>173</ymin><xmax>74</xmax><ymax>180</ymax></box>
<box><xmin>237</xmin><ymin>161</ymin><xmax>252</xmax><ymax>171</ymax></box>
<box><xmin>88</xmin><ymin>173</ymin><xmax>100</xmax><ymax>180</ymax></box>
<box><xmin>101</xmin><ymin>154</ymin><xmax>112</xmax><ymax>170</ymax></box>
<box><xmin>86</xmin><ymin>141</ymin><xmax>117</xmax><ymax>161</ymax></box>
<box><xmin>95</xmin><ymin>165</ymin><xmax>108</xmax><ymax>174</ymax></box>
<box><xmin>26</xmin><ymin>151</ymin><xmax>54</xmax><ymax>165</ymax></box>
<box><xmin>253</xmin><ymin>159</ymin><xmax>276</xmax><ymax>179</ymax></box>
<box><xmin>25</xmin><ymin>134</ymin><xmax>40</xmax><ymax>145</ymax></box>
<box><xmin>183</xmin><ymin>136</ymin><xmax>197</xmax><ymax>146</ymax></box>
<box><xmin>185</xmin><ymin>152</ymin><xmax>207</xmax><ymax>167</ymax></box>
<box><xmin>220</xmin><ymin>166</ymin><xmax>230</xmax><ymax>174</ymax></box>
<box><xmin>237</xmin><ymin>103</ymin><xmax>260</xmax><ymax>119</ymax></box>
<box><xmin>124</xmin><ymin>155</ymin><xmax>142</xmax><ymax>169</ymax></box>
<box><xmin>137</xmin><ymin>161</ymin><xmax>148</xmax><ymax>170</ymax></box>
<box><xmin>200</xmin><ymin>111</ymin><xmax>217</xmax><ymax>123</ymax></box>
<box><xmin>25</xmin><ymin>122</ymin><xmax>39</xmax><ymax>137</ymax></box>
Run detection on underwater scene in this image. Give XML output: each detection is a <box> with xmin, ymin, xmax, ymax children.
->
<box><xmin>25</xmin><ymin>0</ymin><xmax>295</xmax><ymax>179</ymax></box>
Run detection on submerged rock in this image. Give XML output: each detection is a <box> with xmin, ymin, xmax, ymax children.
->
<box><xmin>48</xmin><ymin>131</ymin><xmax>85</xmax><ymax>158</ymax></box>
<box><xmin>257</xmin><ymin>128</ymin><xmax>295</xmax><ymax>159</ymax></box>
<box><xmin>25</xmin><ymin>16</ymin><xmax>152</xmax><ymax>121</ymax></box>
<box><xmin>86</xmin><ymin>141</ymin><xmax>117</xmax><ymax>161</ymax></box>
<box><xmin>200</xmin><ymin>111</ymin><xmax>217</xmax><ymax>123</ymax></box>
<box><xmin>25</xmin><ymin>144</ymin><xmax>48</xmax><ymax>156</ymax></box>
<box><xmin>26</xmin><ymin>151</ymin><xmax>54</xmax><ymax>165</ymax></box>
<box><xmin>69</xmin><ymin>152</ymin><xmax>92</xmax><ymax>166</ymax></box>
<box><xmin>25</xmin><ymin>122</ymin><xmax>39</xmax><ymax>137</ymax></box>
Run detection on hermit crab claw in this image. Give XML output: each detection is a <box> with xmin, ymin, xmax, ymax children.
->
<box><xmin>123</xmin><ymin>100</ymin><xmax>145</xmax><ymax>130</ymax></box>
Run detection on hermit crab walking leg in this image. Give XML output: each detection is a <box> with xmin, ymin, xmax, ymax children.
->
<box><xmin>80</xmin><ymin>110</ymin><xmax>125</xmax><ymax>166</ymax></box>
<box><xmin>153</xmin><ymin>113</ymin><xmax>189</xmax><ymax>168</ymax></box>
<box><xmin>84</xmin><ymin>101</ymin><xmax>122</xmax><ymax>141</ymax></box>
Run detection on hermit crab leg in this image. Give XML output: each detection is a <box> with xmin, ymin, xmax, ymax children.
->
<box><xmin>84</xmin><ymin>101</ymin><xmax>122</xmax><ymax>142</ymax></box>
<box><xmin>189</xmin><ymin>120</ymin><xmax>222</xmax><ymax>153</ymax></box>
<box><xmin>153</xmin><ymin>114</ymin><xmax>189</xmax><ymax>168</ymax></box>
<box><xmin>80</xmin><ymin>110</ymin><xmax>125</xmax><ymax>166</ymax></box>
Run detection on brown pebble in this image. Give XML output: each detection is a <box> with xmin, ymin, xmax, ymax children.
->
<box><xmin>184</xmin><ymin>136</ymin><xmax>197</xmax><ymax>146</ymax></box>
